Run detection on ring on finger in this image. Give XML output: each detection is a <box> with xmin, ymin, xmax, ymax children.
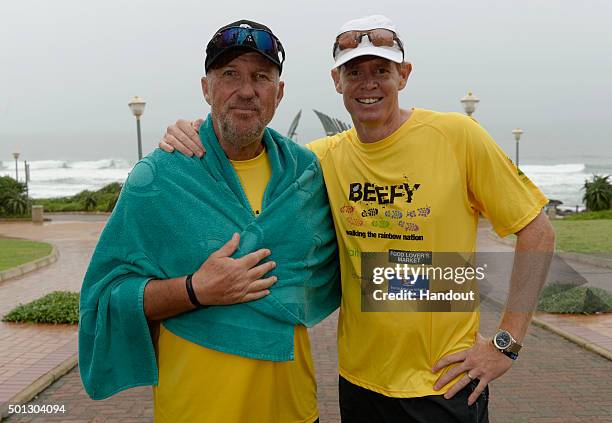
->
<box><xmin>466</xmin><ymin>372</ymin><xmax>474</xmax><ymax>380</ymax></box>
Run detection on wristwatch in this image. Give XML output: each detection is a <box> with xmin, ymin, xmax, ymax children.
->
<box><xmin>492</xmin><ymin>329</ymin><xmax>522</xmax><ymax>360</ymax></box>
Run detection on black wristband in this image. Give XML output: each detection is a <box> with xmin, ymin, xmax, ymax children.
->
<box><xmin>185</xmin><ymin>273</ymin><xmax>207</xmax><ymax>309</ymax></box>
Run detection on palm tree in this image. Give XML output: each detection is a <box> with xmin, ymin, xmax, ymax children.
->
<box><xmin>0</xmin><ymin>176</ymin><xmax>28</xmax><ymax>216</ymax></box>
<box><xmin>583</xmin><ymin>174</ymin><xmax>612</xmax><ymax>211</ymax></box>
<box><xmin>1</xmin><ymin>192</ymin><xmax>28</xmax><ymax>215</ymax></box>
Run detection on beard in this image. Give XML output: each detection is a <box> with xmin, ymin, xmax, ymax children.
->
<box><xmin>215</xmin><ymin>104</ymin><xmax>267</xmax><ymax>149</ymax></box>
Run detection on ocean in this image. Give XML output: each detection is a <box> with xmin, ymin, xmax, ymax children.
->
<box><xmin>1</xmin><ymin>159</ymin><xmax>611</xmax><ymax>210</ymax></box>
<box><xmin>0</xmin><ymin>159</ymin><xmax>131</xmax><ymax>199</ymax></box>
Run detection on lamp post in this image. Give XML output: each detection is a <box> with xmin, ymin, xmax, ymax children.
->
<box><xmin>12</xmin><ymin>152</ymin><xmax>20</xmax><ymax>181</ymax></box>
<box><xmin>512</xmin><ymin>128</ymin><xmax>523</xmax><ymax>168</ymax></box>
<box><xmin>460</xmin><ymin>92</ymin><xmax>480</xmax><ymax>117</ymax></box>
<box><xmin>128</xmin><ymin>96</ymin><xmax>146</xmax><ymax>160</ymax></box>
<box><xmin>24</xmin><ymin>160</ymin><xmax>30</xmax><ymax>198</ymax></box>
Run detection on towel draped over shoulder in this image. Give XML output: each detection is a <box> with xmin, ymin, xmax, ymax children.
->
<box><xmin>79</xmin><ymin>115</ymin><xmax>340</xmax><ymax>400</ymax></box>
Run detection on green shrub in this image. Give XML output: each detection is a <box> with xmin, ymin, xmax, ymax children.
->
<box><xmin>0</xmin><ymin>175</ymin><xmax>26</xmax><ymax>194</ymax></box>
<box><xmin>32</xmin><ymin>182</ymin><xmax>123</xmax><ymax>213</ymax></box>
<box><xmin>56</xmin><ymin>202</ymin><xmax>84</xmax><ymax>212</ymax></box>
<box><xmin>35</xmin><ymin>199</ymin><xmax>82</xmax><ymax>212</ymax></box>
<box><xmin>537</xmin><ymin>283</ymin><xmax>612</xmax><ymax>314</ymax></box>
<box><xmin>98</xmin><ymin>182</ymin><xmax>123</xmax><ymax>194</ymax></box>
<box><xmin>583</xmin><ymin>174</ymin><xmax>612</xmax><ymax>212</ymax></box>
<box><xmin>81</xmin><ymin>191</ymin><xmax>98</xmax><ymax>211</ymax></box>
<box><xmin>2</xmin><ymin>193</ymin><xmax>28</xmax><ymax>215</ymax></box>
<box><xmin>0</xmin><ymin>176</ymin><xmax>29</xmax><ymax>216</ymax></box>
<box><xmin>2</xmin><ymin>291</ymin><xmax>80</xmax><ymax>324</ymax></box>
<box><xmin>106</xmin><ymin>192</ymin><xmax>120</xmax><ymax>212</ymax></box>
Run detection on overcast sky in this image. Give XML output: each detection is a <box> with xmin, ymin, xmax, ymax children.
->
<box><xmin>1</xmin><ymin>0</ymin><xmax>611</xmax><ymax>162</ymax></box>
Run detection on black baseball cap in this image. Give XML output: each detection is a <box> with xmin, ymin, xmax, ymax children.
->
<box><xmin>205</xmin><ymin>20</ymin><xmax>285</xmax><ymax>74</ymax></box>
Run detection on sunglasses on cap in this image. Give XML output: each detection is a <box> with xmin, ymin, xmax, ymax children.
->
<box><xmin>208</xmin><ymin>26</ymin><xmax>285</xmax><ymax>70</ymax></box>
<box><xmin>332</xmin><ymin>28</ymin><xmax>404</xmax><ymax>59</ymax></box>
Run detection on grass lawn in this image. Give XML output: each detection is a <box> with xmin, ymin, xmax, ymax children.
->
<box><xmin>0</xmin><ymin>238</ymin><xmax>53</xmax><ymax>271</ymax></box>
<box><xmin>551</xmin><ymin>220</ymin><xmax>612</xmax><ymax>258</ymax></box>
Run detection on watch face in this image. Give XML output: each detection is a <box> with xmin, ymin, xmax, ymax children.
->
<box><xmin>495</xmin><ymin>331</ymin><xmax>512</xmax><ymax>349</ymax></box>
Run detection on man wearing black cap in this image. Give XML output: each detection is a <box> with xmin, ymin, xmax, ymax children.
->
<box><xmin>79</xmin><ymin>19</ymin><xmax>339</xmax><ymax>423</ymax></box>
<box><xmin>153</xmin><ymin>20</ymin><xmax>322</xmax><ymax>423</ymax></box>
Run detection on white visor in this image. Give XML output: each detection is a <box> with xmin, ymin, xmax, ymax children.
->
<box><xmin>332</xmin><ymin>15</ymin><xmax>404</xmax><ymax>69</ymax></box>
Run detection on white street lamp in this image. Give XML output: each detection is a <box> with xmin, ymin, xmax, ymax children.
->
<box><xmin>128</xmin><ymin>96</ymin><xmax>146</xmax><ymax>160</ymax></box>
<box><xmin>512</xmin><ymin>128</ymin><xmax>524</xmax><ymax>168</ymax></box>
<box><xmin>460</xmin><ymin>92</ymin><xmax>480</xmax><ymax>117</ymax></box>
<box><xmin>12</xmin><ymin>152</ymin><xmax>20</xmax><ymax>181</ymax></box>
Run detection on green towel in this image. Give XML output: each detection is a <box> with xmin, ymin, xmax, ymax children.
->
<box><xmin>79</xmin><ymin>115</ymin><xmax>340</xmax><ymax>400</ymax></box>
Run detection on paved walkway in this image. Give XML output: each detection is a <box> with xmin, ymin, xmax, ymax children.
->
<box><xmin>3</xmin><ymin>301</ymin><xmax>612</xmax><ymax>423</ymax></box>
<box><xmin>0</xmin><ymin>216</ymin><xmax>611</xmax><ymax>422</ymax></box>
<box><xmin>0</xmin><ymin>219</ymin><xmax>105</xmax><ymax>408</ymax></box>
<box><xmin>477</xmin><ymin>220</ymin><xmax>612</xmax><ymax>356</ymax></box>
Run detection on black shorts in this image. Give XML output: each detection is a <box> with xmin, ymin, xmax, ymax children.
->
<box><xmin>339</xmin><ymin>376</ymin><xmax>489</xmax><ymax>423</ymax></box>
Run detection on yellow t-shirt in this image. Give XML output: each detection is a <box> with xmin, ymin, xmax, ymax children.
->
<box><xmin>307</xmin><ymin>108</ymin><xmax>547</xmax><ymax>398</ymax></box>
<box><xmin>153</xmin><ymin>149</ymin><xmax>318</xmax><ymax>423</ymax></box>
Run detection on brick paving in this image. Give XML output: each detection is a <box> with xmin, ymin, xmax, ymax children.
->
<box><xmin>4</xmin><ymin>300</ymin><xmax>612</xmax><ymax>422</ymax></box>
<box><xmin>0</xmin><ymin>220</ymin><xmax>104</xmax><ymax>407</ymax></box>
<box><xmin>1</xmin><ymin>216</ymin><xmax>611</xmax><ymax>422</ymax></box>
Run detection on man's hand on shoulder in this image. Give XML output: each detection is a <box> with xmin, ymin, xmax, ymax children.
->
<box><xmin>159</xmin><ymin>119</ymin><xmax>205</xmax><ymax>157</ymax></box>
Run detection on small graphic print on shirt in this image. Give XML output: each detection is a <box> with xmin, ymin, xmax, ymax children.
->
<box><xmin>384</xmin><ymin>210</ymin><xmax>403</xmax><ymax>219</ymax></box>
<box><xmin>398</xmin><ymin>221</ymin><xmax>420</xmax><ymax>232</ymax></box>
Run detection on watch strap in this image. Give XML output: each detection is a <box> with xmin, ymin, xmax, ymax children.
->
<box><xmin>502</xmin><ymin>350</ymin><xmax>519</xmax><ymax>360</ymax></box>
<box><xmin>506</xmin><ymin>341</ymin><xmax>522</xmax><ymax>355</ymax></box>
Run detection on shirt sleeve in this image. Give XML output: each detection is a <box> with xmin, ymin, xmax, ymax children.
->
<box><xmin>305</xmin><ymin>136</ymin><xmax>337</xmax><ymax>161</ymax></box>
<box><xmin>462</xmin><ymin>117</ymin><xmax>548</xmax><ymax>237</ymax></box>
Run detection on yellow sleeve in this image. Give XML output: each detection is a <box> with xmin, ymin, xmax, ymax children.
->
<box><xmin>305</xmin><ymin>136</ymin><xmax>338</xmax><ymax>161</ymax></box>
<box><xmin>462</xmin><ymin>117</ymin><xmax>548</xmax><ymax>237</ymax></box>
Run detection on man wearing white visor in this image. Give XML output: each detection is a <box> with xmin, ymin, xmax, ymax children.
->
<box><xmin>332</xmin><ymin>15</ymin><xmax>405</xmax><ymax>68</ymax></box>
<box><xmin>160</xmin><ymin>14</ymin><xmax>554</xmax><ymax>423</ymax></box>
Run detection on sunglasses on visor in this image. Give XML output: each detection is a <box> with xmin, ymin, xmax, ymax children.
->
<box><xmin>210</xmin><ymin>27</ymin><xmax>286</xmax><ymax>66</ymax></box>
<box><xmin>333</xmin><ymin>28</ymin><xmax>404</xmax><ymax>59</ymax></box>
